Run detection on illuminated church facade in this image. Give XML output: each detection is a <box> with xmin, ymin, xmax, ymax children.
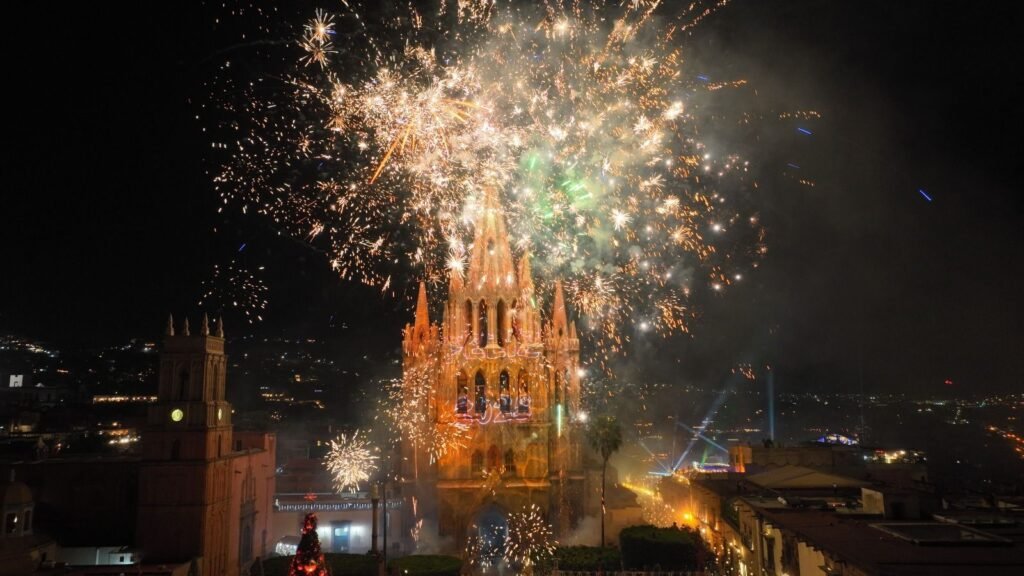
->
<box><xmin>400</xmin><ymin>189</ymin><xmax>585</xmax><ymax>549</ymax></box>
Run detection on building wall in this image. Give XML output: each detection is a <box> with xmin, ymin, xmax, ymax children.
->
<box><xmin>270</xmin><ymin>501</ymin><xmax>403</xmax><ymax>555</ymax></box>
<box><xmin>797</xmin><ymin>541</ymin><xmax>827</xmax><ymax>576</ymax></box>
<box><xmin>228</xmin><ymin>433</ymin><xmax>276</xmax><ymax>572</ymax></box>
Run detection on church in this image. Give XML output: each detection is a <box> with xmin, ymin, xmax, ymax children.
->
<box><xmin>400</xmin><ymin>188</ymin><xmax>586</xmax><ymax>552</ymax></box>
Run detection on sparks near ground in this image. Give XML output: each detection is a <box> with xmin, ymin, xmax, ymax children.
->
<box><xmin>206</xmin><ymin>0</ymin><xmax>801</xmax><ymax>362</ymax></box>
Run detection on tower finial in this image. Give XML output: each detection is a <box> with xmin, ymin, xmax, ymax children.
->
<box><xmin>182</xmin><ymin>317</ymin><xmax>191</xmax><ymax>336</ymax></box>
<box><xmin>466</xmin><ymin>185</ymin><xmax>517</xmax><ymax>291</ymax></box>
<box><xmin>216</xmin><ymin>316</ymin><xmax>225</xmax><ymax>338</ymax></box>
<box><xmin>166</xmin><ymin>314</ymin><xmax>175</xmax><ymax>337</ymax></box>
<box><xmin>201</xmin><ymin>313</ymin><xmax>210</xmax><ymax>336</ymax></box>
<box><xmin>414</xmin><ymin>281</ymin><xmax>430</xmax><ymax>335</ymax></box>
<box><xmin>552</xmin><ymin>280</ymin><xmax>568</xmax><ymax>337</ymax></box>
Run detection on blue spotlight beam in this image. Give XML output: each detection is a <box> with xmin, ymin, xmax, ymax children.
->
<box><xmin>677</xmin><ymin>422</ymin><xmax>729</xmax><ymax>454</ymax></box>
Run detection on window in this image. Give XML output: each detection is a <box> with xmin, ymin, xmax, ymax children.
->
<box><xmin>562</xmin><ymin>369</ymin><xmax>571</xmax><ymax>416</ymax></box>
<box><xmin>496</xmin><ymin>300</ymin><xmax>507</xmax><ymax>347</ymax></box>
<box><xmin>478</xmin><ymin>300</ymin><xmax>488</xmax><ymax>347</ymax></box>
<box><xmin>499</xmin><ymin>370</ymin><xmax>511</xmax><ymax>413</ymax></box>
<box><xmin>464</xmin><ymin>300</ymin><xmax>474</xmax><ymax>343</ymax></box>
<box><xmin>554</xmin><ymin>369</ymin><xmax>562</xmax><ymax>404</ymax></box>
<box><xmin>178</xmin><ymin>370</ymin><xmax>189</xmax><ymax>400</ymax></box>
<box><xmin>487</xmin><ymin>445</ymin><xmax>500</xmax><ymax>470</ymax></box>
<box><xmin>475</xmin><ymin>371</ymin><xmax>487</xmax><ymax>414</ymax></box>
<box><xmin>517</xmin><ymin>370</ymin><xmax>530</xmax><ymax>414</ymax></box>
<box><xmin>240</xmin><ymin>524</ymin><xmax>254</xmax><ymax>562</ymax></box>
<box><xmin>504</xmin><ymin>449</ymin><xmax>516</xmax><ymax>474</ymax></box>
<box><xmin>456</xmin><ymin>371</ymin><xmax>469</xmax><ymax>414</ymax></box>
<box><xmin>22</xmin><ymin>509</ymin><xmax>31</xmax><ymax>533</ymax></box>
<box><xmin>510</xmin><ymin>299</ymin><xmax>521</xmax><ymax>341</ymax></box>
<box><xmin>5</xmin><ymin>512</ymin><xmax>17</xmax><ymax>535</ymax></box>
<box><xmin>471</xmin><ymin>450</ymin><xmax>484</xmax><ymax>476</ymax></box>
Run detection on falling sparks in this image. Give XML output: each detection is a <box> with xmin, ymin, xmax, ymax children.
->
<box><xmin>207</xmin><ymin>0</ymin><xmax>772</xmax><ymax>363</ymax></box>
<box><xmin>196</xmin><ymin>260</ymin><xmax>268</xmax><ymax>324</ymax></box>
<box><xmin>504</xmin><ymin>504</ymin><xmax>557</xmax><ymax>568</ymax></box>
<box><xmin>324</xmin><ymin>430</ymin><xmax>378</xmax><ymax>493</ymax></box>
<box><xmin>375</xmin><ymin>355</ymin><xmax>470</xmax><ymax>464</ymax></box>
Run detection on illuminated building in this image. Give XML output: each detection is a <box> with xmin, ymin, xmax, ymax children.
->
<box><xmin>400</xmin><ymin>188</ymin><xmax>584</xmax><ymax>549</ymax></box>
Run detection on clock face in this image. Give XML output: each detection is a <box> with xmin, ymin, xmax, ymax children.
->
<box><xmin>170</xmin><ymin>408</ymin><xmax>184</xmax><ymax>422</ymax></box>
<box><xmin>217</xmin><ymin>408</ymin><xmax>223</xmax><ymax>421</ymax></box>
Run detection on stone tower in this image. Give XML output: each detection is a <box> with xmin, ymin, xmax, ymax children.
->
<box><xmin>400</xmin><ymin>188</ymin><xmax>584</xmax><ymax>551</ymax></box>
<box><xmin>137</xmin><ymin>314</ymin><xmax>235</xmax><ymax>574</ymax></box>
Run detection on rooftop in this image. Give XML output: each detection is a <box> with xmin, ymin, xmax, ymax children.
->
<box><xmin>754</xmin><ymin>507</ymin><xmax>1024</xmax><ymax>576</ymax></box>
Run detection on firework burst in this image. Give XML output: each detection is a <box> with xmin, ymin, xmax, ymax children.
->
<box><xmin>196</xmin><ymin>259</ymin><xmax>268</xmax><ymax>324</ymax></box>
<box><xmin>324</xmin><ymin>430</ymin><xmax>378</xmax><ymax>493</ymax></box>
<box><xmin>504</xmin><ymin>504</ymin><xmax>557</xmax><ymax>568</ymax></box>
<box><xmin>376</xmin><ymin>358</ymin><xmax>471</xmax><ymax>465</ymax></box>
<box><xmin>207</xmin><ymin>0</ymin><xmax>776</xmax><ymax>362</ymax></box>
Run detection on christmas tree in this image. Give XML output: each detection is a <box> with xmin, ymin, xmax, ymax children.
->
<box><xmin>288</xmin><ymin>512</ymin><xmax>329</xmax><ymax>576</ymax></box>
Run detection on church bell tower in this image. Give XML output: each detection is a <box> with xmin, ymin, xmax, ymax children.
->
<box><xmin>137</xmin><ymin>313</ymin><xmax>235</xmax><ymax>575</ymax></box>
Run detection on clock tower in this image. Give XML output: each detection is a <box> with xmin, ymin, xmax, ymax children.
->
<box><xmin>137</xmin><ymin>313</ymin><xmax>236</xmax><ymax>575</ymax></box>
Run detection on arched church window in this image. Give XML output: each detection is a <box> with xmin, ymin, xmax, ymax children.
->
<box><xmin>178</xmin><ymin>369</ymin><xmax>189</xmax><ymax>400</ymax></box>
<box><xmin>504</xmin><ymin>449</ymin><xmax>516</xmax><ymax>475</ymax></box>
<box><xmin>478</xmin><ymin>300</ymin><xmax>488</xmax><ymax>347</ymax></box>
<box><xmin>456</xmin><ymin>371</ymin><xmax>469</xmax><ymax>414</ymax></box>
<box><xmin>474</xmin><ymin>371</ymin><xmax>487</xmax><ymax>414</ymax></box>
<box><xmin>517</xmin><ymin>370</ymin><xmax>530</xmax><ymax>415</ymax></box>
<box><xmin>554</xmin><ymin>369</ymin><xmax>562</xmax><ymax>404</ymax></box>
<box><xmin>499</xmin><ymin>370</ymin><xmax>511</xmax><ymax>413</ymax></box>
<box><xmin>471</xmin><ymin>450</ymin><xmax>484</xmax><ymax>476</ymax></box>
<box><xmin>562</xmin><ymin>369</ymin><xmax>571</xmax><ymax>416</ymax></box>
<box><xmin>487</xmin><ymin>445</ymin><xmax>500</xmax><ymax>470</ymax></box>
<box><xmin>464</xmin><ymin>300</ymin><xmax>474</xmax><ymax>344</ymax></box>
<box><xmin>496</xmin><ymin>300</ymin><xmax>507</xmax><ymax>347</ymax></box>
<box><xmin>510</xmin><ymin>299</ymin><xmax>521</xmax><ymax>342</ymax></box>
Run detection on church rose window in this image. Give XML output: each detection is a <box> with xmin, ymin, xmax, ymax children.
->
<box><xmin>474</xmin><ymin>371</ymin><xmax>487</xmax><ymax>414</ymax></box>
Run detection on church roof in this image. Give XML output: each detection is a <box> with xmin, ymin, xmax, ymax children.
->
<box><xmin>465</xmin><ymin>187</ymin><xmax>518</xmax><ymax>294</ymax></box>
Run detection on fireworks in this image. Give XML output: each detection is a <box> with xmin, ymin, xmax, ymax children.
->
<box><xmin>324</xmin><ymin>430</ymin><xmax>378</xmax><ymax>493</ymax></box>
<box><xmin>375</xmin><ymin>358</ymin><xmax>471</xmax><ymax>465</ymax></box>
<box><xmin>196</xmin><ymin>259</ymin><xmax>268</xmax><ymax>324</ymax></box>
<box><xmin>504</xmin><ymin>504</ymin><xmax>557</xmax><ymax>568</ymax></box>
<box><xmin>208</xmin><ymin>0</ymin><xmax>774</xmax><ymax>362</ymax></box>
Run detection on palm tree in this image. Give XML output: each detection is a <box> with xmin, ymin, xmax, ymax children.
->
<box><xmin>587</xmin><ymin>415</ymin><xmax>622</xmax><ymax>547</ymax></box>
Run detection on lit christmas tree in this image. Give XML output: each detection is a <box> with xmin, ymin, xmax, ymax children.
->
<box><xmin>288</xmin><ymin>512</ymin><xmax>328</xmax><ymax>576</ymax></box>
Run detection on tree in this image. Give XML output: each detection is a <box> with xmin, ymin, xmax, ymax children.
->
<box><xmin>289</xmin><ymin>513</ymin><xmax>328</xmax><ymax>576</ymax></box>
<box><xmin>587</xmin><ymin>415</ymin><xmax>622</xmax><ymax>547</ymax></box>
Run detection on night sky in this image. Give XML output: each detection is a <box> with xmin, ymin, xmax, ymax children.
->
<box><xmin>2</xmin><ymin>1</ymin><xmax>1021</xmax><ymax>395</ymax></box>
